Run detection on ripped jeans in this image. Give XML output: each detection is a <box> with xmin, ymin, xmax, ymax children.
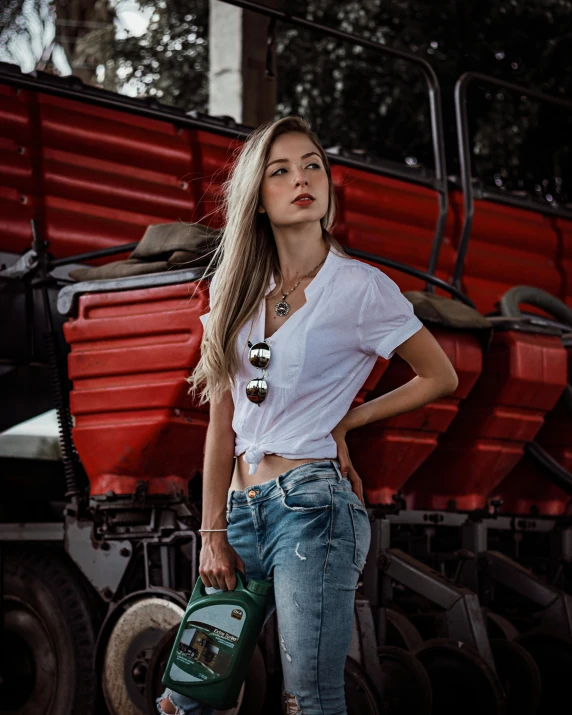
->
<box><xmin>157</xmin><ymin>458</ymin><xmax>371</xmax><ymax>715</ymax></box>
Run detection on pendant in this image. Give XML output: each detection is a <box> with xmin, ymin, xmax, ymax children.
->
<box><xmin>275</xmin><ymin>300</ymin><xmax>290</xmax><ymax>317</ymax></box>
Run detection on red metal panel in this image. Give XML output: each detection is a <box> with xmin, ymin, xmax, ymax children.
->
<box><xmin>448</xmin><ymin>191</ymin><xmax>562</xmax><ymax>314</ymax></box>
<box><xmin>191</xmin><ymin>130</ymin><xmax>239</xmax><ymax>228</ymax></box>
<box><xmin>330</xmin><ymin>165</ymin><xmax>457</xmax><ymax>293</ymax></box>
<box><xmin>556</xmin><ymin>217</ymin><xmax>572</xmax><ymax>307</ymax></box>
<box><xmin>63</xmin><ymin>281</ymin><xmax>209</xmax><ymax>496</ymax></box>
<box><xmin>492</xmin><ymin>456</ymin><xmax>569</xmax><ymax>517</ymax></box>
<box><xmin>39</xmin><ymin>96</ymin><xmax>191</xmax><ymax>174</ymax></box>
<box><xmin>0</xmin><ymin>86</ymin><xmax>197</xmax><ymax>258</ymax></box>
<box><xmin>493</xmin><ymin>348</ymin><xmax>572</xmax><ymax>515</ymax></box>
<box><xmin>347</xmin><ymin>329</ymin><xmax>482</xmax><ymax>505</ymax></box>
<box><xmin>0</xmin><ymin>191</ymin><xmax>34</xmax><ymax>253</ymax></box>
<box><xmin>0</xmin><ymin>85</ymin><xmax>32</xmax><ymax>146</ymax></box>
<box><xmin>404</xmin><ymin>331</ymin><xmax>567</xmax><ymax>511</ymax></box>
<box><xmin>3</xmin><ymin>77</ymin><xmax>572</xmax><ymax>516</ymax></box>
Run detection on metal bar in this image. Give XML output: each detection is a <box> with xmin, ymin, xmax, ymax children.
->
<box><xmin>0</xmin><ymin>523</ymin><xmax>64</xmax><ymax>541</ymax></box>
<box><xmin>343</xmin><ymin>247</ymin><xmax>475</xmax><ymax>307</ymax></box>
<box><xmin>386</xmin><ymin>509</ymin><xmax>469</xmax><ymax>527</ymax></box>
<box><xmin>453</xmin><ymin>71</ymin><xmax>572</xmax><ymax>290</ymax></box>
<box><xmin>0</xmin><ymin>546</ymin><xmax>3</xmax><ymax>689</ymax></box>
<box><xmin>57</xmin><ymin>266</ymin><xmax>206</xmax><ymax>317</ymax></box>
<box><xmin>51</xmin><ymin>241</ymin><xmax>138</xmax><ymax>267</ymax></box>
<box><xmin>354</xmin><ymin>599</ymin><xmax>384</xmax><ymax>701</ymax></box>
<box><xmin>384</xmin><ymin>548</ymin><xmax>495</xmax><ymax>668</ymax></box>
<box><xmin>484</xmin><ymin>550</ymin><xmax>572</xmax><ymax>635</ymax></box>
<box><xmin>218</xmin><ymin>0</ymin><xmax>449</xmax><ymax>291</ymax></box>
<box><xmin>484</xmin><ymin>550</ymin><xmax>562</xmax><ymax>608</ymax></box>
<box><xmin>479</xmin><ymin>186</ymin><xmax>572</xmax><ymax>221</ymax></box>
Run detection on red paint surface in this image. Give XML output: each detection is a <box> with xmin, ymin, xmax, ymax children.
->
<box><xmin>63</xmin><ymin>282</ymin><xmax>209</xmax><ymax>496</ymax></box>
<box><xmin>404</xmin><ymin>331</ymin><xmax>567</xmax><ymax>511</ymax></box>
<box><xmin>493</xmin><ymin>348</ymin><xmax>572</xmax><ymax>515</ymax></box>
<box><xmin>2</xmin><ymin>79</ymin><xmax>571</xmax><ymax>506</ymax></box>
<box><xmin>348</xmin><ymin>329</ymin><xmax>483</xmax><ymax>505</ymax></box>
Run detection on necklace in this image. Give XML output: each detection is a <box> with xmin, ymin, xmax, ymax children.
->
<box><xmin>273</xmin><ymin>249</ymin><xmax>329</xmax><ymax>317</ymax></box>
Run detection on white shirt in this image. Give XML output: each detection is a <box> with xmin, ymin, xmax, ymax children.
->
<box><xmin>199</xmin><ymin>247</ymin><xmax>423</xmax><ymax>475</ymax></box>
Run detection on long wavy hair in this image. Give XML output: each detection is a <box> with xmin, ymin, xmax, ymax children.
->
<box><xmin>187</xmin><ymin>116</ymin><xmax>348</xmax><ymax>406</ymax></box>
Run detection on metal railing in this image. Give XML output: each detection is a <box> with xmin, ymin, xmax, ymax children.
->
<box><xmin>453</xmin><ymin>71</ymin><xmax>572</xmax><ymax>290</ymax></box>
<box><xmin>0</xmin><ymin>1</ymin><xmax>450</xmax><ymax>294</ymax></box>
<box><xmin>219</xmin><ymin>0</ymin><xmax>450</xmax><ymax>291</ymax></box>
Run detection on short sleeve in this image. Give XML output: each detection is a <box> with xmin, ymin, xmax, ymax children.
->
<box><xmin>199</xmin><ymin>270</ymin><xmax>219</xmax><ymax>328</ymax></box>
<box><xmin>358</xmin><ymin>269</ymin><xmax>423</xmax><ymax>360</ymax></box>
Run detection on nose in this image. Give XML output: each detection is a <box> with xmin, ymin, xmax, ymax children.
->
<box><xmin>293</xmin><ymin>166</ymin><xmax>309</xmax><ymax>186</ymax></box>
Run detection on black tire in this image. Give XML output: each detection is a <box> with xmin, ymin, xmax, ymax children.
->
<box><xmin>490</xmin><ymin>638</ymin><xmax>541</xmax><ymax>715</ymax></box>
<box><xmin>376</xmin><ymin>646</ymin><xmax>432</xmax><ymax>715</ymax></box>
<box><xmin>0</xmin><ymin>548</ymin><xmax>98</xmax><ymax>715</ymax></box>
<box><xmin>384</xmin><ymin>609</ymin><xmax>424</xmax><ymax>652</ymax></box>
<box><xmin>344</xmin><ymin>656</ymin><xmax>383</xmax><ymax>715</ymax></box>
<box><xmin>414</xmin><ymin>638</ymin><xmax>507</xmax><ymax>715</ymax></box>
<box><xmin>278</xmin><ymin>656</ymin><xmax>383</xmax><ymax>715</ymax></box>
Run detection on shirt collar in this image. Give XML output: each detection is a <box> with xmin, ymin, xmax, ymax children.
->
<box><xmin>264</xmin><ymin>246</ymin><xmax>342</xmax><ymax>298</ymax></box>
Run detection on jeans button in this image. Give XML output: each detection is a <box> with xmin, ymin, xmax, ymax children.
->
<box><xmin>248</xmin><ymin>489</ymin><xmax>256</xmax><ymax>498</ymax></box>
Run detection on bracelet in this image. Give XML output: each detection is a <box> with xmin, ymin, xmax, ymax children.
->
<box><xmin>200</xmin><ymin>528</ymin><xmax>228</xmax><ymax>532</ymax></box>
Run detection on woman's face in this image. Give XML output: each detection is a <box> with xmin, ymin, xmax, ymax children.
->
<box><xmin>258</xmin><ymin>132</ymin><xmax>329</xmax><ymax>229</ymax></box>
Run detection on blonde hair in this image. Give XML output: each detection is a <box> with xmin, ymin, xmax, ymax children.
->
<box><xmin>187</xmin><ymin>115</ymin><xmax>348</xmax><ymax>406</ymax></box>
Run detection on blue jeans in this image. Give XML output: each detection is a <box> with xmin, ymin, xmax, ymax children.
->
<box><xmin>157</xmin><ymin>458</ymin><xmax>371</xmax><ymax>715</ymax></box>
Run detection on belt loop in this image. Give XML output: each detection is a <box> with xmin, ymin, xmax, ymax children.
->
<box><xmin>274</xmin><ymin>473</ymin><xmax>284</xmax><ymax>496</ymax></box>
<box><xmin>330</xmin><ymin>459</ymin><xmax>343</xmax><ymax>482</ymax></box>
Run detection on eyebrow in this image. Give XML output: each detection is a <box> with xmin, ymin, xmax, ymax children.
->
<box><xmin>266</xmin><ymin>151</ymin><xmax>321</xmax><ymax>170</ymax></box>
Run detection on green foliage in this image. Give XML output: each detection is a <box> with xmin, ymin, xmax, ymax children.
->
<box><xmin>273</xmin><ymin>0</ymin><xmax>572</xmax><ymax>202</ymax></box>
<box><xmin>92</xmin><ymin>0</ymin><xmax>209</xmax><ymax>107</ymax></box>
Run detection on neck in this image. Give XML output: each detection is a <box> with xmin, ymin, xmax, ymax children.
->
<box><xmin>273</xmin><ymin>231</ymin><xmax>329</xmax><ymax>287</ymax></box>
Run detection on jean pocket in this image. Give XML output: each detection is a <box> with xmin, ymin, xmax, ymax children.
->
<box><xmin>348</xmin><ymin>502</ymin><xmax>371</xmax><ymax>571</ymax></box>
<box><xmin>282</xmin><ymin>478</ymin><xmax>333</xmax><ymax>512</ymax></box>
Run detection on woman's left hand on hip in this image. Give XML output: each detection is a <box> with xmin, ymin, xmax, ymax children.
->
<box><xmin>331</xmin><ymin>426</ymin><xmax>366</xmax><ymax>507</ymax></box>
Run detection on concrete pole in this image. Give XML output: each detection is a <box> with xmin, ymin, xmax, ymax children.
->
<box><xmin>208</xmin><ymin>0</ymin><xmax>283</xmax><ymax>126</ymax></box>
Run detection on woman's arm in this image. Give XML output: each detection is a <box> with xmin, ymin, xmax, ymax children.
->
<box><xmin>199</xmin><ymin>386</ymin><xmax>245</xmax><ymax>591</ymax></box>
<box><xmin>332</xmin><ymin>326</ymin><xmax>458</xmax><ymax>504</ymax></box>
<box><xmin>340</xmin><ymin>326</ymin><xmax>458</xmax><ymax>432</ymax></box>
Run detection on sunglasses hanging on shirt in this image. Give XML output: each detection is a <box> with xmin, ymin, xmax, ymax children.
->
<box><xmin>246</xmin><ymin>340</ymin><xmax>271</xmax><ymax>405</ymax></box>
<box><xmin>245</xmin><ymin>249</ymin><xmax>327</xmax><ymax>406</ymax></box>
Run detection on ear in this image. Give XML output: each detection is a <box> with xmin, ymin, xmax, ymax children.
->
<box><xmin>257</xmin><ymin>204</ymin><xmax>266</xmax><ymax>214</ymax></box>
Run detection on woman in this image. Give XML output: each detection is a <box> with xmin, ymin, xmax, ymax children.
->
<box><xmin>158</xmin><ymin>116</ymin><xmax>458</xmax><ymax>715</ymax></box>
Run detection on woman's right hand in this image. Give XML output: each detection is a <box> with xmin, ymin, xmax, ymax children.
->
<box><xmin>199</xmin><ymin>533</ymin><xmax>246</xmax><ymax>591</ymax></box>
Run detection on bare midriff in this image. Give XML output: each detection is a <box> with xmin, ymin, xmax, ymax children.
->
<box><xmin>229</xmin><ymin>452</ymin><xmax>329</xmax><ymax>492</ymax></box>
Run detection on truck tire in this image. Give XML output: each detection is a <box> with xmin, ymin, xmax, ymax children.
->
<box><xmin>0</xmin><ymin>548</ymin><xmax>98</xmax><ymax>715</ymax></box>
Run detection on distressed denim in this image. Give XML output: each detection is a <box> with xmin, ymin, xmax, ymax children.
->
<box><xmin>157</xmin><ymin>458</ymin><xmax>371</xmax><ymax>715</ymax></box>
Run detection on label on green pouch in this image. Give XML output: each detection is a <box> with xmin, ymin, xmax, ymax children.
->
<box><xmin>169</xmin><ymin>604</ymin><xmax>246</xmax><ymax>683</ymax></box>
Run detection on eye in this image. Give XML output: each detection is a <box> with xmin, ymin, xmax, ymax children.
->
<box><xmin>270</xmin><ymin>162</ymin><xmax>321</xmax><ymax>177</ymax></box>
